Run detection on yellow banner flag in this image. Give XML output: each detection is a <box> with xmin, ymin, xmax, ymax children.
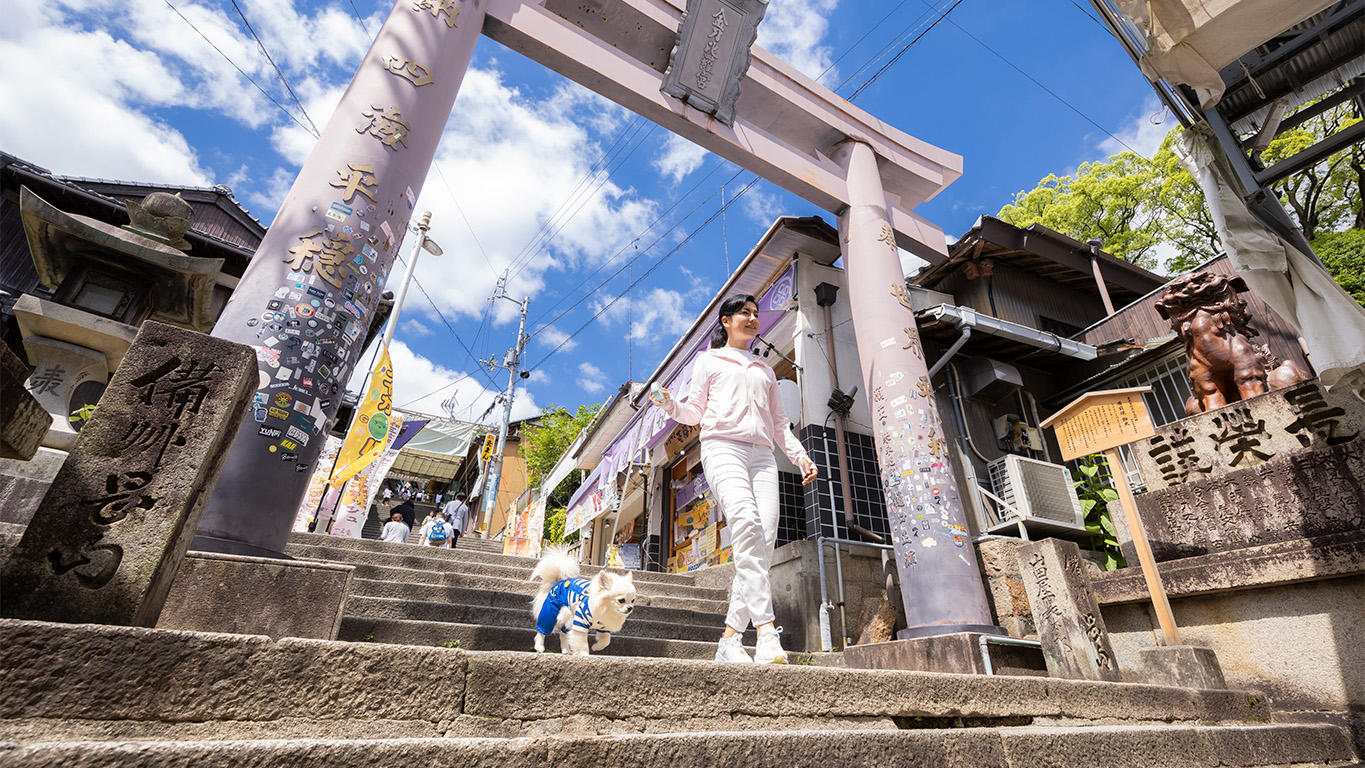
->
<box><xmin>329</xmin><ymin>347</ymin><xmax>394</xmax><ymax>488</ymax></box>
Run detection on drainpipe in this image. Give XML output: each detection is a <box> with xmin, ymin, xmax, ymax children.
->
<box><xmin>813</xmin><ymin>282</ymin><xmax>883</xmax><ymax>545</ymax></box>
<box><xmin>1087</xmin><ymin>239</ymin><xmax>1116</xmax><ymax>315</ymax></box>
<box><xmin>945</xmin><ymin>361</ymin><xmax>991</xmax><ymax>530</ymax></box>
<box><xmin>928</xmin><ymin>327</ymin><xmax>971</xmax><ymax>380</ymax></box>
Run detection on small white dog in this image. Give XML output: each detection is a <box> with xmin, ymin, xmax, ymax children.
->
<box><xmin>530</xmin><ymin>548</ymin><xmax>637</xmax><ymax>656</ymax></box>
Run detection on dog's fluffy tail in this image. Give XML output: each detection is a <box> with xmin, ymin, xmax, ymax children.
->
<box><xmin>530</xmin><ymin>546</ymin><xmax>581</xmax><ymax>618</ymax></box>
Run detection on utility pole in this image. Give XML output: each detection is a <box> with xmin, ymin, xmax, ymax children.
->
<box><xmin>478</xmin><ymin>281</ymin><xmax>529</xmax><ymax>537</ymax></box>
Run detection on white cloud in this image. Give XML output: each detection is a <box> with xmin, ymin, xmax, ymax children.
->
<box><xmin>398</xmin><ymin>70</ymin><xmax>661</xmax><ymax>337</ymax></box>
<box><xmin>652</xmin><ymin>134</ymin><xmax>709</xmax><ymax>184</ymax></box>
<box><xmin>739</xmin><ymin>184</ymin><xmax>783</xmax><ymax>227</ymax></box>
<box><xmin>1098</xmin><ymin>95</ymin><xmax>1171</xmax><ymax>160</ymax></box>
<box><xmin>758</xmin><ymin>0</ymin><xmax>840</xmax><ymax>85</ymax></box>
<box><xmin>534</xmin><ymin>324</ymin><xmax>577</xmax><ymax>352</ymax></box>
<box><xmin>595</xmin><ymin>287</ymin><xmax>699</xmax><ymax>342</ymax></box>
<box><xmin>401</xmin><ymin>319</ymin><xmax>433</xmax><ymax>337</ymax></box>
<box><xmin>577</xmin><ymin>362</ymin><xmax>607</xmax><ymax>394</ymax></box>
<box><xmin>346</xmin><ymin>340</ymin><xmax>540</xmax><ymax>424</ymax></box>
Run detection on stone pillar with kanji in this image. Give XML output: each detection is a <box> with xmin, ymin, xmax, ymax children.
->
<box><xmin>833</xmin><ymin>140</ymin><xmax>997</xmax><ymax>638</ymax></box>
<box><xmin>197</xmin><ymin>0</ymin><xmax>488</xmax><ymax>557</ymax></box>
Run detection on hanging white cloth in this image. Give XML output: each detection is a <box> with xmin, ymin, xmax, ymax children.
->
<box><xmin>1173</xmin><ymin>126</ymin><xmax>1365</xmax><ymax>390</ymax></box>
<box><xmin>1111</xmin><ymin>0</ymin><xmax>1338</xmax><ymax>108</ymax></box>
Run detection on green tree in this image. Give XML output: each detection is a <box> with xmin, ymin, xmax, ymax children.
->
<box><xmin>1311</xmin><ymin>229</ymin><xmax>1365</xmax><ymax>305</ymax></box>
<box><xmin>519</xmin><ymin>403</ymin><xmax>601</xmax><ymax>543</ymax></box>
<box><xmin>1259</xmin><ymin>103</ymin><xmax>1362</xmax><ymax>241</ymax></box>
<box><xmin>519</xmin><ymin>403</ymin><xmax>601</xmax><ymax>491</ymax></box>
<box><xmin>1151</xmin><ymin>131</ymin><xmax>1221</xmax><ymax>273</ymax></box>
<box><xmin>999</xmin><ymin>151</ymin><xmax>1165</xmax><ymax>270</ymax></box>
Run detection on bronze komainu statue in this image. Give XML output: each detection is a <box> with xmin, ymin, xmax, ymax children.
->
<box><xmin>1154</xmin><ymin>272</ymin><xmax>1310</xmax><ymax>415</ymax></box>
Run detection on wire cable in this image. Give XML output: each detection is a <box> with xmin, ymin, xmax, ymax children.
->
<box><xmin>162</xmin><ymin>0</ymin><xmax>318</xmax><ymax>137</ymax></box>
<box><xmin>847</xmin><ymin>0</ymin><xmax>965</xmax><ymax>101</ymax></box>
<box><xmin>228</xmin><ymin>0</ymin><xmax>320</xmax><ymax>136</ymax></box>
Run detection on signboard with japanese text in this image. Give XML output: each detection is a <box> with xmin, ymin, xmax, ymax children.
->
<box><xmin>1041</xmin><ymin>387</ymin><xmax>1156</xmax><ymax>461</ymax></box>
<box><xmin>660</xmin><ymin>0</ymin><xmax>767</xmax><ymax>125</ymax></box>
<box><xmin>480</xmin><ymin>433</ymin><xmax>496</xmax><ymax>463</ymax></box>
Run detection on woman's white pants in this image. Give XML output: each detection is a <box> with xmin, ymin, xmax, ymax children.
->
<box><xmin>700</xmin><ymin>437</ymin><xmax>779</xmax><ymax>630</ymax></box>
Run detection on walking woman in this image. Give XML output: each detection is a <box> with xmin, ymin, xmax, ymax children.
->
<box><xmin>651</xmin><ymin>294</ymin><xmax>818</xmax><ymax>663</ymax></box>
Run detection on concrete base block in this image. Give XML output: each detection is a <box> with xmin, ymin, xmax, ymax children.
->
<box><xmin>157</xmin><ymin>551</ymin><xmax>354</xmax><ymax>640</ymax></box>
<box><xmin>1140</xmin><ymin>645</ymin><xmax>1227</xmax><ymax>690</ymax></box>
<box><xmin>0</xmin><ymin>447</ymin><xmax>66</xmax><ymax>526</ymax></box>
<box><xmin>843</xmin><ymin>632</ymin><xmax>1047</xmax><ymax>676</ymax></box>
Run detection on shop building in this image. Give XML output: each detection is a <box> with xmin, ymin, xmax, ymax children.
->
<box><xmin>564</xmin><ymin>213</ymin><xmax>1314</xmax><ymax>576</ymax></box>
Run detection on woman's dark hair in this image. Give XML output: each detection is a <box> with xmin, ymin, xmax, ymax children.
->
<box><xmin>709</xmin><ymin>294</ymin><xmax>759</xmax><ymax>348</ymax></box>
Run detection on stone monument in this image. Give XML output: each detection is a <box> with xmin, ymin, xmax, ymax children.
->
<box><xmin>0</xmin><ymin>321</ymin><xmax>255</xmax><ymax>626</ymax></box>
<box><xmin>1016</xmin><ymin>538</ymin><xmax>1121</xmax><ymax>682</ymax></box>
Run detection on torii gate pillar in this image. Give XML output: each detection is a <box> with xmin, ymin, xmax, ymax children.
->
<box><xmin>834</xmin><ymin>140</ymin><xmax>998</xmax><ymax>639</ymax></box>
<box><xmin>196</xmin><ymin>0</ymin><xmax>489</xmax><ymax>557</ymax></box>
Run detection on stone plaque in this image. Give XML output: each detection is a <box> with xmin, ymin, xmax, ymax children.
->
<box><xmin>1126</xmin><ymin>378</ymin><xmax>1365</xmax><ymax>561</ymax></box>
<box><xmin>1132</xmin><ymin>379</ymin><xmax>1363</xmax><ymax>491</ymax></box>
<box><xmin>0</xmin><ymin>322</ymin><xmax>255</xmax><ymax>626</ymax></box>
<box><xmin>660</xmin><ymin>0</ymin><xmax>767</xmax><ymax>126</ymax></box>
<box><xmin>1016</xmin><ymin>539</ymin><xmax>1120</xmax><ymax>682</ymax></box>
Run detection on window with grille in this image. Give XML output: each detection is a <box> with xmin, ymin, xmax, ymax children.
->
<box><xmin>1088</xmin><ymin>351</ymin><xmax>1193</xmax><ymax>493</ymax></box>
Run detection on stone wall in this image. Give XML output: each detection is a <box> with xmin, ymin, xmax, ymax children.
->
<box><xmin>978</xmin><ymin>531</ymin><xmax>1365</xmax><ymax>756</ymax></box>
<box><xmin>769</xmin><ymin>540</ymin><xmax>903</xmax><ymax>653</ymax></box>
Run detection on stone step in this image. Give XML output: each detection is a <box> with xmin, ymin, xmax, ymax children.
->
<box><xmin>1</xmin><ymin>618</ymin><xmax>1354</xmax><ymax>766</ymax></box>
<box><xmin>344</xmin><ymin>595</ymin><xmax>732</xmax><ymax>644</ymax></box>
<box><xmin>284</xmin><ymin>538</ymin><xmax>704</xmax><ymax>589</ymax></box>
<box><xmin>336</xmin><ymin>616</ymin><xmax>752</xmax><ymax>659</ymax></box>
<box><xmin>304</xmin><ymin>557</ymin><xmax>730</xmax><ymax>603</ymax></box>
<box><xmin>0</xmin><ymin>618</ymin><xmax>1280</xmax><ymax>728</ymax></box>
<box><xmin>349</xmin><ymin>577</ymin><xmax>731</xmax><ymax>616</ymax></box>
<box><xmin>2</xmin><ymin>724</ymin><xmax>1356</xmax><ymax>768</ymax></box>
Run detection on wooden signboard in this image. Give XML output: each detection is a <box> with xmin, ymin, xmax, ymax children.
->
<box><xmin>1043</xmin><ymin>387</ymin><xmax>1156</xmax><ymax>462</ymax></box>
<box><xmin>1040</xmin><ymin>388</ymin><xmax>1182</xmax><ymax>647</ymax></box>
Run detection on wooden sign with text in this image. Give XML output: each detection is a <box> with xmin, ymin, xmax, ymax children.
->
<box><xmin>1042</xmin><ymin>387</ymin><xmax>1156</xmax><ymax>462</ymax></box>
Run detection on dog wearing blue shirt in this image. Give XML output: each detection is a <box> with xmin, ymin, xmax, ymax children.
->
<box><xmin>530</xmin><ymin>548</ymin><xmax>637</xmax><ymax>656</ymax></box>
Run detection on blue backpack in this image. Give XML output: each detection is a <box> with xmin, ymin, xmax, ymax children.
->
<box><xmin>428</xmin><ymin>520</ymin><xmax>449</xmax><ymax>543</ymax></box>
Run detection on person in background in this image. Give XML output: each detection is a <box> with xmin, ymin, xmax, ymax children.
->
<box><xmin>382</xmin><ymin>487</ymin><xmax>393</xmax><ymax>505</ymax></box>
<box><xmin>391</xmin><ymin>498</ymin><xmax>416</xmax><ymax>532</ymax></box>
<box><xmin>420</xmin><ymin>511</ymin><xmax>452</xmax><ymax>548</ymax></box>
<box><xmin>380</xmin><ymin>510</ymin><xmax>410</xmax><ymax>544</ymax></box>
<box><xmin>441</xmin><ymin>492</ymin><xmax>472</xmax><ymax>548</ymax></box>
<box><xmin>651</xmin><ymin>294</ymin><xmax>817</xmax><ymax>664</ymax></box>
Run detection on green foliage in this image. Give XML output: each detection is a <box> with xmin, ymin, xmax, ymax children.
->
<box><xmin>440</xmin><ymin>640</ymin><xmax>462</xmax><ymax>649</ymax></box>
<box><xmin>1312</xmin><ymin>229</ymin><xmax>1365</xmax><ymax>306</ymax></box>
<box><xmin>519</xmin><ymin>403</ymin><xmax>601</xmax><ymax>494</ymax></box>
<box><xmin>360</xmin><ymin>632</ymin><xmax>376</xmax><ymax>643</ymax></box>
<box><xmin>1074</xmin><ymin>455</ymin><xmax>1126</xmax><ymax>571</ymax></box>
<box><xmin>999</xmin><ymin>152</ymin><xmax>1165</xmax><ymax>270</ymax></box>
<box><xmin>542</xmin><ymin>505</ymin><xmax>579</xmax><ymax>546</ymax></box>
<box><xmin>1259</xmin><ymin>105</ymin><xmax>1362</xmax><ymax>241</ymax></box>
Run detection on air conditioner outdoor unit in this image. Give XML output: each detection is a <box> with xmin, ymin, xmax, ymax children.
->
<box><xmin>982</xmin><ymin>455</ymin><xmax>1087</xmax><ymax>537</ymax></box>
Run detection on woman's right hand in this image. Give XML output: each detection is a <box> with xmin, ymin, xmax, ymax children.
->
<box><xmin>649</xmin><ymin>383</ymin><xmax>671</xmax><ymax>406</ymax></box>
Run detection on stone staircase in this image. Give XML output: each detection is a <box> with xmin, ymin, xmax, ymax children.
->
<box><xmin>283</xmin><ymin>531</ymin><xmax>756</xmax><ymax>659</ymax></box>
<box><xmin>0</xmin><ymin>527</ymin><xmax>1359</xmax><ymax>765</ymax></box>
<box><xmin>0</xmin><ymin>617</ymin><xmax>1357</xmax><ymax>767</ymax></box>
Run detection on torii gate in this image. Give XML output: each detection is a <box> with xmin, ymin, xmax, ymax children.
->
<box><xmin>197</xmin><ymin>0</ymin><xmax>997</xmax><ymax>640</ymax></box>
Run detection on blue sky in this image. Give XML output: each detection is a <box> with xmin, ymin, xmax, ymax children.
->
<box><xmin>3</xmin><ymin>0</ymin><xmax>1170</xmax><ymax>424</ymax></box>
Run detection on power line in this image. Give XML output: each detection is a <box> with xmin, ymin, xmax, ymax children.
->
<box><xmin>228</xmin><ymin>0</ymin><xmax>320</xmax><ymax>136</ymax></box>
<box><xmin>921</xmin><ymin>1</ymin><xmax>1140</xmax><ymax>155</ymax></box>
<box><xmin>162</xmin><ymin>0</ymin><xmax>318</xmax><ymax>137</ymax></box>
<box><xmin>392</xmin><ymin>253</ymin><xmax>500</xmax><ymax>387</ymax></box>
<box><xmin>848</xmin><ymin>0</ymin><xmax>966</xmax><ymax>101</ymax></box>
<box><xmin>527</xmin><ymin>176</ymin><xmax>761</xmax><ymax>371</ymax></box>
<box><xmin>528</xmin><ymin>165</ymin><xmax>741</xmax><ymax>342</ymax></box>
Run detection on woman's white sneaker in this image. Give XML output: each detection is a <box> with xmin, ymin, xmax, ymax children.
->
<box><xmin>754</xmin><ymin>626</ymin><xmax>788</xmax><ymax>664</ymax></box>
<box><xmin>715</xmin><ymin>634</ymin><xmax>753</xmax><ymax>663</ymax></box>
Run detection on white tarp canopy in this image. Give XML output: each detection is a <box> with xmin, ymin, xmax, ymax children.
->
<box><xmin>399</xmin><ymin>418</ymin><xmax>480</xmax><ymax>459</ymax></box>
<box><xmin>1114</xmin><ymin>0</ymin><xmax>1338</xmax><ymax>107</ymax></box>
<box><xmin>1175</xmin><ymin>126</ymin><xmax>1365</xmax><ymax>389</ymax></box>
